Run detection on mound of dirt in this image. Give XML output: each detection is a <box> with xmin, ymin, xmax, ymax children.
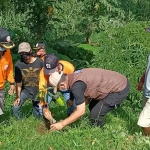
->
<box><xmin>37</xmin><ymin>117</ymin><xmax>56</xmax><ymax>134</ymax></box>
<box><xmin>37</xmin><ymin>122</ymin><xmax>50</xmax><ymax>134</ymax></box>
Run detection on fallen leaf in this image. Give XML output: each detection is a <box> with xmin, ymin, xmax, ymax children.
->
<box><xmin>0</xmin><ymin>141</ymin><xmax>2</xmax><ymax>146</ymax></box>
<box><xmin>121</xmin><ymin>132</ymin><xmax>126</xmax><ymax>137</ymax></box>
<box><xmin>129</xmin><ymin>136</ymin><xmax>134</xmax><ymax>141</ymax></box>
<box><xmin>92</xmin><ymin>138</ymin><xmax>96</xmax><ymax>145</ymax></box>
<box><xmin>47</xmin><ymin>144</ymin><xmax>53</xmax><ymax>150</ymax></box>
<box><xmin>50</xmin><ymin>147</ymin><xmax>53</xmax><ymax>150</ymax></box>
<box><xmin>85</xmin><ymin>138</ymin><xmax>90</xmax><ymax>141</ymax></box>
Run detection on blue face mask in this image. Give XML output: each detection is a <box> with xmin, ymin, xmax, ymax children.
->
<box><xmin>0</xmin><ymin>47</ymin><xmax>6</xmax><ymax>51</ymax></box>
<box><xmin>60</xmin><ymin>89</ymin><xmax>69</xmax><ymax>93</ymax></box>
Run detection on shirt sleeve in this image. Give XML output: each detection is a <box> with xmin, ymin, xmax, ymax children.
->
<box><xmin>144</xmin><ymin>54</ymin><xmax>150</xmax><ymax>97</ymax></box>
<box><xmin>39</xmin><ymin>59</ymin><xmax>47</xmax><ymax>95</ymax></box>
<box><xmin>71</xmin><ymin>81</ymin><xmax>87</xmax><ymax>105</ymax></box>
<box><xmin>39</xmin><ymin>68</ymin><xmax>46</xmax><ymax>91</ymax></box>
<box><xmin>6</xmin><ymin>50</ymin><xmax>15</xmax><ymax>83</ymax></box>
<box><xmin>70</xmin><ymin>91</ymin><xmax>75</xmax><ymax>101</ymax></box>
<box><xmin>15</xmin><ymin>63</ymin><xmax>22</xmax><ymax>83</ymax></box>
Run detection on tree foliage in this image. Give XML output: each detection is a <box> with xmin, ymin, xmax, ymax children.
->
<box><xmin>1</xmin><ymin>0</ymin><xmax>150</xmax><ymax>40</ymax></box>
<box><xmin>9</xmin><ymin>0</ymin><xmax>55</xmax><ymax>41</ymax></box>
<box><xmin>0</xmin><ymin>0</ymin><xmax>150</xmax><ymax>67</ymax></box>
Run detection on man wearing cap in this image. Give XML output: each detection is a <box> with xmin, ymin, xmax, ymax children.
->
<box><xmin>43</xmin><ymin>54</ymin><xmax>76</xmax><ymax>119</ymax></box>
<box><xmin>0</xmin><ymin>27</ymin><xmax>15</xmax><ymax>116</ymax></box>
<box><xmin>33</xmin><ymin>42</ymin><xmax>46</xmax><ymax>60</ymax></box>
<box><xmin>13</xmin><ymin>42</ymin><xmax>47</xmax><ymax>119</ymax></box>
<box><xmin>48</xmin><ymin>68</ymin><xmax>130</xmax><ymax>131</ymax></box>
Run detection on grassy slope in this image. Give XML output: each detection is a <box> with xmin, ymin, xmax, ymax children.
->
<box><xmin>1</xmin><ymin>21</ymin><xmax>150</xmax><ymax>150</ymax></box>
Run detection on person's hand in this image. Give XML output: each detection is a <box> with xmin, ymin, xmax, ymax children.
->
<box><xmin>8</xmin><ymin>85</ymin><xmax>15</xmax><ymax>95</ymax></box>
<box><xmin>136</xmin><ymin>82</ymin><xmax>143</xmax><ymax>91</ymax></box>
<box><xmin>68</xmin><ymin>100</ymin><xmax>73</xmax><ymax>108</ymax></box>
<box><xmin>13</xmin><ymin>98</ymin><xmax>20</xmax><ymax>106</ymax></box>
<box><xmin>43</xmin><ymin>107</ymin><xmax>53</xmax><ymax>121</ymax></box>
<box><xmin>50</xmin><ymin>121</ymin><xmax>65</xmax><ymax>131</ymax></box>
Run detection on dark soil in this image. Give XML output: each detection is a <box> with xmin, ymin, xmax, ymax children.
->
<box><xmin>37</xmin><ymin>116</ymin><xmax>56</xmax><ymax>134</ymax></box>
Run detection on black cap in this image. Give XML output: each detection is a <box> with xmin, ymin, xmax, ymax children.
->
<box><xmin>33</xmin><ymin>42</ymin><xmax>46</xmax><ymax>50</ymax></box>
<box><xmin>0</xmin><ymin>27</ymin><xmax>15</xmax><ymax>49</ymax></box>
<box><xmin>44</xmin><ymin>54</ymin><xmax>59</xmax><ymax>75</ymax></box>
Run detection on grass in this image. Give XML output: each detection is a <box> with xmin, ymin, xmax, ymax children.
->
<box><xmin>0</xmin><ymin>89</ymin><xmax>150</xmax><ymax>150</ymax></box>
<box><xmin>1</xmin><ymin>19</ymin><xmax>150</xmax><ymax>149</ymax></box>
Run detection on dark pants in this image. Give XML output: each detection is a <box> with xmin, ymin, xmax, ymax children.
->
<box><xmin>13</xmin><ymin>92</ymin><xmax>40</xmax><ymax>119</ymax></box>
<box><xmin>89</xmin><ymin>80</ymin><xmax>130</xmax><ymax>128</ymax></box>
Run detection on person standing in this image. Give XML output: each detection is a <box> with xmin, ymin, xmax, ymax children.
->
<box><xmin>13</xmin><ymin>42</ymin><xmax>46</xmax><ymax>119</ymax></box>
<box><xmin>137</xmin><ymin>53</ymin><xmax>150</xmax><ymax>136</ymax></box>
<box><xmin>0</xmin><ymin>27</ymin><xmax>15</xmax><ymax>116</ymax></box>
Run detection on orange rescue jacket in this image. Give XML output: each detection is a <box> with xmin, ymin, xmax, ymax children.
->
<box><xmin>0</xmin><ymin>49</ymin><xmax>14</xmax><ymax>89</ymax></box>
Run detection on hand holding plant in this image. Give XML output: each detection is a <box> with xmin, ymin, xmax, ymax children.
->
<box><xmin>43</xmin><ymin>107</ymin><xmax>56</xmax><ymax>124</ymax></box>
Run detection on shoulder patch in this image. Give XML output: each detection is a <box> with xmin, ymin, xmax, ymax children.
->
<box><xmin>4</xmin><ymin>65</ymin><xmax>8</xmax><ymax>70</ymax></box>
<box><xmin>74</xmin><ymin>69</ymin><xmax>83</xmax><ymax>74</ymax></box>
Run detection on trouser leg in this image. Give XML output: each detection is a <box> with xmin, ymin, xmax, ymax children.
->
<box><xmin>89</xmin><ymin>99</ymin><xmax>116</xmax><ymax>128</ymax></box>
<box><xmin>0</xmin><ymin>89</ymin><xmax>5</xmax><ymax>116</ymax></box>
<box><xmin>13</xmin><ymin>92</ymin><xmax>28</xmax><ymax>119</ymax></box>
<box><xmin>32</xmin><ymin>100</ymin><xmax>40</xmax><ymax>118</ymax></box>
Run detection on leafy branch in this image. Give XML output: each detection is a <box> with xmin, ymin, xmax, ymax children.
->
<box><xmin>35</xmin><ymin>85</ymin><xmax>65</xmax><ymax>106</ymax></box>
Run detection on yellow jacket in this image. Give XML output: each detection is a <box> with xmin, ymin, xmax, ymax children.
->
<box><xmin>39</xmin><ymin>59</ymin><xmax>74</xmax><ymax>103</ymax></box>
<box><xmin>59</xmin><ymin>60</ymin><xmax>75</xmax><ymax>74</ymax></box>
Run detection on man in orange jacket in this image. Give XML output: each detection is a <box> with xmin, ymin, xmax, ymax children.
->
<box><xmin>0</xmin><ymin>27</ymin><xmax>15</xmax><ymax>116</ymax></box>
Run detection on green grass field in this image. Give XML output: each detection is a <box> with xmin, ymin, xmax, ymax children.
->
<box><xmin>0</xmin><ymin>90</ymin><xmax>148</xmax><ymax>150</ymax></box>
<box><xmin>1</xmin><ymin>21</ymin><xmax>150</xmax><ymax>150</ymax></box>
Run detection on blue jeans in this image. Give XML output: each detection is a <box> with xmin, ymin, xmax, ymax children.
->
<box><xmin>13</xmin><ymin>92</ymin><xmax>41</xmax><ymax>119</ymax></box>
<box><xmin>46</xmin><ymin>88</ymin><xmax>76</xmax><ymax>115</ymax></box>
